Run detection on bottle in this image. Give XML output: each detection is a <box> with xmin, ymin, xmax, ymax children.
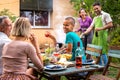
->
<box><xmin>75</xmin><ymin>42</ymin><xmax>83</xmax><ymax>68</ymax></box>
<box><xmin>95</xmin><ymin>31</ymin><xmax>98</xmax><ymax>37</ymax></box>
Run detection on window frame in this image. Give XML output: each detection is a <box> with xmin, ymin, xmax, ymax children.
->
<box><xmin>20</xmin><ymin>10</ymin><xmax>51</xmax><ymax>28</ymax></box>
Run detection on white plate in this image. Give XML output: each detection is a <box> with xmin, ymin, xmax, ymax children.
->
<box><xmin>82</xmin><ymin>62</ymin><xmax>94</xmax><ymax>65</ymax></box>
<box><xmin>44</xmin><ymin>64</ymin><xmax>66</xmax><ymax>71</ymax></box>
<box><xmin>90</xmin><ymin>64</ymin><xmax>102</xmax><ymax>68</ymax></box>
<box><xmin>82</xmin><ymin>60</ymin><xmax>95</xmax><ymax>65</ymax></box>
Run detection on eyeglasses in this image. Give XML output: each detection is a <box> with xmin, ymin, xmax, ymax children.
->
<box><xmin>4</xmin><ymin>24</ymin><xmax>12</xmax><ymax>27</ymax></box>
<box><xmin>0</xmin><ymin>16</ymin><xmax>12</xmax><ymax>27</ymax></box>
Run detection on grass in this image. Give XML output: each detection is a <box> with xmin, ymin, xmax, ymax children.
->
<box><xmin>107</xmin><ymin>67</ymin><xmax>118</xmax><ymax>78</ymax></box>
<box><xmin>94</xmin><ymin>62</ymin><xmax>120</xmax><ymax>80</ymax></box>
<box><xmin>95</xmin><ymin>67</ymin><xmax>119</xmax><ymax>78</ymax></box>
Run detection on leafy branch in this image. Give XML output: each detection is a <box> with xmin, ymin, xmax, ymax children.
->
<box><xmin>0</xmin><ymin>8</ymin><xmax>17</xmax><ymax>22</ymax></box>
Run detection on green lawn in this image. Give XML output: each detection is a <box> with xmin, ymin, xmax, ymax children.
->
<box><xmin>94</xmin><ymin>63</ymin><xmax>120</xmax><ymax>80</ymax></box>
<box><xmin>105</xmin><ymin>67</ymin><xmax>119</xmax><ymax>78</ymax></box>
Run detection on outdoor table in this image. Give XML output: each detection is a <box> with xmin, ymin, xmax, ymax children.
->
<box><xmin>29</xmin><ymin>62</ymin><xmax>104</xmax><ymax>80</ymax></box>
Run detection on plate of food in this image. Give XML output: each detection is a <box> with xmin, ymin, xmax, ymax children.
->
<box><xmin>44</xmin><ymin>64</ymin><xmax>66</xmax><ymax>71</ymax></box>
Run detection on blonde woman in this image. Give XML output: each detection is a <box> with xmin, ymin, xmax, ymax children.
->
<box><xmin>0</xmin><ymin>17</ymin><xmax>43</xmax><ymax>80</ymax></box>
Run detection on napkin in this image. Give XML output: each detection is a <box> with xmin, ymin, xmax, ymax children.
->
<box><xmin>46</xmin><ymin>65</ymin><xmax>62</xmax><ymax>69</ymax></box>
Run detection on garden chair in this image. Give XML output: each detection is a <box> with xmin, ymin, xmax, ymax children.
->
<box><xmin>89</xmin><ymin>49</ymin><xmax>120</xmax><ymax>80</ymax></box>
<box><xmin>66</xmin><ymin>44</ymin><xmax>103</xmax><ymax>80</ymax></box>
<box><xmin>85</xmin><ymin>44</ymin><xmax>103</xmax><ymax>64</ymax></box>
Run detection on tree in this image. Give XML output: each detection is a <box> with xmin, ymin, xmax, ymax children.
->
<box><xmin>0</xmin><ymin>9</ymin><xmax>17</xmax><ymax>22</ymax></box>
<box><xmin>70</xmin><ymin>0</ymin><xmax>120</xmax><ymax>62</ymax></box>
<box><xmin>70</xmin><ymin>0</ymin><xmax>120</xmax><ymax>28</ymax></box>
<box><xmin>70</xmin><ymin>0</ymin><xmax>95</xmax><ymax>17</ymax></box>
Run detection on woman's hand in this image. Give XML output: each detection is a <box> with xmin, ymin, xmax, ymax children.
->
<box><xmin>29</xmin><ymin>33</ymin><xmax>39</xmax><ymax>48</ymax></box>
<box><xmin>80</xmin><ymin>33</ymin><xmax>84</xmax><ymax>38</ymax></box>
<box><xmin>29</xmin><ymin>33</ymin><xmax>43</xmax><ymax>64</ymax></box>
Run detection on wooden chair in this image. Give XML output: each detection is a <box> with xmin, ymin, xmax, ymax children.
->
<box><xmin>66</xmin><ymin>44</ymin><xmax>103</xmax><ymax>80</ymax></box>
<box><xmin>85</xmin><ymin>44</ymin><xmax>102</xmax><ymax>64</ymax></box>
<box><xmin>89</xmin><ymin>49</ymin><xmax>120</xmax><ymax>80</ymax></box>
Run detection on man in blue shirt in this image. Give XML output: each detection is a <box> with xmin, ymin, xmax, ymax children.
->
<box><xmin>63</xmin><ymin>17</ymin><xmax>86</xmax><ymax>61</ymax></box>
<box><xmin>46</xmin><ymin>17</ymin><xmax>86</xmax><ymax>61</ymax></box>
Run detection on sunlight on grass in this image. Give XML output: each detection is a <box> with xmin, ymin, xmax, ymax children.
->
<box><xmin>95</xmin><ymin>66</ymin><xmax>119</xmax><ymax>79</ymax></box>
<box><xmin>61</xmin><ymin>76</ymin><xmax>68</xmax><ymax>80</ymax></box>
<box><xmin>107</xmin><ymin>67</ymin><xmax>118</xmax><ymax>78</ymax></box>
<box><xmin>41</xmin><ymin>77</ymin><xmax>46</xmax><ymax>80</ymax></box>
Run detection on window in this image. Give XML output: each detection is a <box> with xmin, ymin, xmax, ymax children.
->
<box><xmin>20</xmin><ymin>0</ymin><xmax>53</xmax><ymax>28</ymax></box>
<box><xmin>20</xmin><ymin>10</ymin><xmax>50</xmax><ymax>28</ymax></box>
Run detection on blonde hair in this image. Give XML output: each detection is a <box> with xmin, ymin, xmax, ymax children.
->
<box><xmin>12</xmin><ymin>17</ymin><xmax>31</xmax><ymax>38</ymax></box>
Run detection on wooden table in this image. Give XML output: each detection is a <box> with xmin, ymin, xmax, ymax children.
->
<box><xmin>29</xmin><ymin>63</ymin><xmax>104</xmax><ymax>80</ymax></box>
